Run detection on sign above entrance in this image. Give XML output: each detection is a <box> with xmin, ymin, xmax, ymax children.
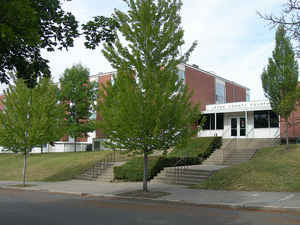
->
<box><xmin>204</xmin><ymin>100</ymin><xmax>272</xmax><ymax>113</ymax></box>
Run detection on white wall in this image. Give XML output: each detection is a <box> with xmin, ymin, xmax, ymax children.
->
<box><xmin>198</xmin><ymin>111</ymin><xmax>280</xmax><ymax>139</ymax></box>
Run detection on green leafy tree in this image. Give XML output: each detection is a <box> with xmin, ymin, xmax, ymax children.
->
<box><xmin>59</xmin><ymin>64</ymin><xmax>97</xmax><ymax>152</ymax></box>
<box><xmin>98</xmin><ymin>0</ymin><xmax>199</xmax><ymax>192</ymax></box>
<box><xmin>0</xmin><ymin>0</ymin><xmax>119</xmax><ymax>87</ymax></box>
<box><xmin>261</xmin><ymin>25</ymin><xmax>299</xmax><ymax>149</ymax></box>
<box><xmin>0</xmin><ymin>78</ymin><xmax>66</xmax><ymax>186</ymax></box>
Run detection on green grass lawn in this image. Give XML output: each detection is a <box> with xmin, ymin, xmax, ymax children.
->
<box><xmin>0</xmin><ymin>151</ymin><xmax>110</xmax><ymax>182</ymax></box>
<box><xmin>169</xmin><ymin>137</ymin><xmax>222</xmax><ymax>157</ymax></box>
<box><xmin>192</xmin><ymin>144</ymin><xmax>300</xmax><ymax>192</ymax></box>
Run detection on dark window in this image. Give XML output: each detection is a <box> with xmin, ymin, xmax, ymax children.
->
<box><xmin>270</xmin><ymin>111</ymin><xmax>279</xmax><ymax>128</ymax></box>
<box><xmin>200</xmin><ymin>114</ymin><xmax>218</xmax><ymax>130</ymax></box>
<box><xmin>210</xmin><ymin>114</ymin><xmax>215</xmax><ymax>130</ymax></box>
<box><xmin>216</xmin><ymin>113</ymin><xmax>224</xmax><ymax>129</ymax></box>
<box><xmin>254</xmin><ymin>111</ymin><xmax>268</xmax><ymax>128</ymax></box>
<box><xmin>202</xmin><ymin>114</ymin><xmax>210</xmax><ymax>130</ymax></box>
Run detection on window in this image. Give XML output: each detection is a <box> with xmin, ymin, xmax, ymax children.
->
<box><xmin>216</xmin><ymin>113</ymin><xmax>224</xmax><ymax>129</ymax></box>
<box><xmin>246</xmin><ymin>89</ymin><xmax>250</xmax><ymax>102</ymax></box>
<box><xmin>200</xmin><ymin>113</ymin><xmax>224</xmax><ymax>130</ymax></box>
<box><xmin>254</xmin><ymin>110</ymin><xmax>279</xmax><ymax>128</ymax></box>
<box><xmin>177</xmin><ymin>69</ymin><xmax>185</xmax><ymax>83</ymax></box>
<box><xmin>254</xmin><ymin>111</ymin><xmax>268</xmax><ymax>128</ymax></box>
<box><xmin>270</xmin><ymin>111</ymin><xmax>279</xmax><ymax>128</ymax></box>
<box><xmin>215</xmin><ymin>79</ymin><xmax>225</xmax><ymax>104</ymax></box>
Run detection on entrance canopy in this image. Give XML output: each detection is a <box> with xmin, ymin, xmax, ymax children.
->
<box><xmin>203</xmin><ymin>100</ymin><xmax>272</xmax><ymax>114</ymax></box>
<box><xmin>199</xmin><ymin>100</ymin><xmax>279</xmax><ymax>139</ymax></box>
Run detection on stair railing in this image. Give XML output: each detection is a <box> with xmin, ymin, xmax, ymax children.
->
<box><xmin>80</xmin><ymin>150</ymin><xmax>121</xmax><ymax>179</ymax></box>
<box><xmin>272</xmin><ymin>128</ymin><xmax>281</xmax><ymax>146</ymax></box>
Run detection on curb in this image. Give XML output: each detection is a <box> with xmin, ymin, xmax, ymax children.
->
<box><xmin>2</xmin><ymin>185</ymin><xmax>300</xmax><ymax>213</ymax></box>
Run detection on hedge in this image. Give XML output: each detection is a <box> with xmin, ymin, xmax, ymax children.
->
<box><xmin>114</xmin><ymin>156</ymin><xmax>201</xmax><ymax>181</ymax></box>
<box><xmin>114</xmin><ymin>137</ymin><xmax>222</xmax><ymax>181</ymax></box>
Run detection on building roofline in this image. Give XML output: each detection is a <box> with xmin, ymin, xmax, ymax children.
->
<box><xmin>89</xmin><ymin>65</ymin><xmax>250</xmax><ymax>91</ymax></box>
<box><xmin>184</xmin><ymin>64</ymin><xmax>250</xmax><ymax>91</ymax></box>
<box><xmin>89</xmin><ymin>71</ymin><xmax>115</xmax><ymax>79</ymax></box>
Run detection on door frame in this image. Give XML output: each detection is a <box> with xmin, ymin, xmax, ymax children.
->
<box><xmin>230</xmin><ymin>117</ymin><xmax>246</xmax><ymax>138</ymax></box>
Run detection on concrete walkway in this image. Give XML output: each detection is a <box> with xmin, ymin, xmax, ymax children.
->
<box><xmin>1</xmin><ymin>180</ymin><xmax>300</xmax><ymax>212</ymax></box>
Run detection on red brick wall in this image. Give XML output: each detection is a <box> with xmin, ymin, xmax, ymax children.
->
<box><xmin>225</xmin><ymin>82</ymin><xmax>246</xmax><ymax>103</ymax></box>
<box><xmin>280</xmin><ymin>108</ymin><xmax>300</xmax><ymax>138</ymax></box>
<box><xmin>185</xmin><ymin>66</ymin><xmax>215</xmax><ymax>111</ymax></box>
<box><xmin>280</xmin><ymin>82</ymin><xmax>300</xmax><ymax>138</ymax></box>
<box><xmin>96</xmin><ymin>74</ymin><xmax>112</xmax><ymax>138</ymax></box>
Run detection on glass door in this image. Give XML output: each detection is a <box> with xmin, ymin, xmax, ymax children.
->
<box><xmin>231</xmin><ymin>118</ymin><xmax>237</xmax><ymax>136</ymax></box>
<box><xmin>240</xmin><ymin>117</ymin><xmax>246</xmax><ymax>136</ymax></box>
<box><xmin>231</xmin><ymin>117</ymin><xmax>246</xmax><ymax>137</ymax></box>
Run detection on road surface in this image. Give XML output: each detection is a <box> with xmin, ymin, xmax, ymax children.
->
<box><xmin>1</xmin><ymin>189</ymin><xmax>300</xmax><ymax>225</ymax></box>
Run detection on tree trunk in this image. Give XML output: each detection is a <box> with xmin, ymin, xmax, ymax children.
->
<box><xmin>22</xmin><ymin>151</ymin><xmax>28</xmax><ymax>187</ymax></box>
<box><xmin>143</xmin><ymin>151</ymin><xmax>148</xmax><ymax>192</ymax></box>
<box><xmin>285</xmin><ymin>119</ymin><xmax>289</xmax><ymax>150</ymax></box>
<box><xmin>74</xmin><ymin>137</ymin><xmax>77</xmax><ymax>152</ymax></box>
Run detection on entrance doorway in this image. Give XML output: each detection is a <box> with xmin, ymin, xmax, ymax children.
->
<box><xmin>230</xmin><ymin>117</ymin><xmax>246</xmax><ymax>137</ymax></box>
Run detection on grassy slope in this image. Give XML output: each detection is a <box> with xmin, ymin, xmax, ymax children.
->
<box><xmin>169</xmin><ymin>137</ymin><xmax>217</xmax><ymax>157</ymax></box>
<box><xmin>0</xmin><ymin>151</ymin><xmax>109</xmax><ymax>182</ymax></box>
<box><xmin>193</xmin><ymin>144</ymin><xmax>300</xmax><ymax>192</ymax></box>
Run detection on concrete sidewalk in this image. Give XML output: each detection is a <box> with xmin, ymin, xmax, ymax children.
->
<box><xmin>1</xmin><ymin>180</ymin><xmax>300</xmax><ymax>212</ymax></box>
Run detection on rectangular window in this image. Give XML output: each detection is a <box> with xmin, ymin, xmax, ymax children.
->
<box><xmin>216</xmin><ymin>113</ymin><xmax>224</xmax><ymax>129</ymax></box>
<box><xmin>210</xmin><ymin>114</ymin><xmax>215</xmax><ymax>130</ymax></box>
<box><xmin>177</xmin><ymin>70</ymin><xmax>185</xmax><ymax>82</ymax></box>
<box><xmin>246</xmin><ymin>89</ymin><xmax>250</xmax><ymax>102</ymax></box>
<box><xmin>215</xmin><ymin>79</ymin><xmax>225</xmax><ymax>104</ymax></box>
<box><xmin>254</xmin><ymin>111</ymin><xmax>268</xmax><ymax>128</ymax></box>
<box><xmin>270</xmin><ymin>111</ymin><xmax>279</xmax><ymax>128</ymax></box>
<box><xmin>254</xmin><ymin>110</ymin><xmax>279</xmax><ymax>128</ymax></box>
<box><xmin>202</xmin><ymin>114</ymin><xmax>210</xmax><ymax>130</ymax></box>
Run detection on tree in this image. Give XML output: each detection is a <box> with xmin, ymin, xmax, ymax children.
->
<box><xmin>259</xmin><ymin>0</ymin><xmax>300</xmax><ymax>56</ymax></box>
<box><xmin>0</xmin><ymin>78</ymin><xmax>66</xmax><ymax>186</ymax></box>
<box><xmin>98</xmin><ymin>0</ymin><xmax>199</xmax><ymax>192</ymax></box>
<box><xmin>0</xmin><ymin>0</ymin><xmax>79</xmax><ymax>87</ymax></box>
<box><xmin>59</xmin><ymin>64</ymin><xmax>97</xmax><ymax>152</ymax></box>
<box><xmin>0</xmin><ymin>0</ymin><xmax>119</xmax><ymax>88</ymax></box>
<box><xmin>261</xmin><ymin>25</ymin><xmax>299</xmax><ymax>149</ymax></box>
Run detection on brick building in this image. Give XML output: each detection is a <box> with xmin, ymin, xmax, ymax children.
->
<box><xmin>0</xmin><ymin>64</ymin><xmax>299</xmax><ymax>152</ymax></box>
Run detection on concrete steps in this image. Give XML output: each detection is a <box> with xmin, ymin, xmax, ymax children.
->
<box><xmin>152</xmin><ymin>166</ymin><xmax>217</xmax><ymax>186</ymax></box>
<box><xmin>74</xmin><ymin>161</ymin><xmax>125</xmax><ymax>181</ymax></box>
<box><xmin>202</xmin><ymin>138</ymin><xmax>276</xmax><ymax>166</ymax></box>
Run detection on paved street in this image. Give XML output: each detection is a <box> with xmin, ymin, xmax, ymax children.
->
<box><xmin>1</xmin><ymin>189</ymin><xmax>300</xmax><ymax>225</ymax></box>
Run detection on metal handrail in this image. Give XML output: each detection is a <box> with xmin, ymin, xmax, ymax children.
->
<box><xmin>272</xmin><ymin>128</ymin><xmax>281</xmax><ymax>146</ymax></box>
<box><xmin>86</xmin><ymin>150</ymin><xmax>120</xmax><ymax>179</ymax></box>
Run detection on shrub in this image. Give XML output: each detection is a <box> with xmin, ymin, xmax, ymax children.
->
<box><xmin>114</xmin><ymin>137</ymin><xmax>222</xmax><ymax>181</ymax></box>
<box><xmin>114</xmin><ymin>156</ymin><xmax>201</xmax><ymax>181</ymax></box>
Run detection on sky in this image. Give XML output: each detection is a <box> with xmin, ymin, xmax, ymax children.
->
<box><xmin>0</xmin><ymin>0</ymin><xmax>289</xmax><ymax>100</ymax></box>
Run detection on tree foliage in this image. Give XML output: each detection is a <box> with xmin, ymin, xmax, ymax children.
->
<box><xmin>0</xmin><ymin>0</ymin><xmax>119</xmax><ymax>88</ymax></box>
<box><xmin>261</xmin><ymin>25</ymin><xmax>299</xmax><ymax>148</ymax></box>
<box><xmin>259</xmin><ymin>0</ymin><xmax>300</xmax><ymax>55</ymax></box>
<box><xmin>0</xmin><ymin>0</ymin><xmax>79</xmax><ymax>87</ymax></box>
<box><xmin>0</xmin><ymin>77</ymin><xmax>66</xmax><ymax>185</ymax></box>
<box><xmin>98</xmin><ymin>0</ymin><xmax>199</xmax><ymax>192</ymax></box>
<box><xmin>59</xmin><ymin>64</ymin><xmax>97</xmax><ymax>151</ymax></box>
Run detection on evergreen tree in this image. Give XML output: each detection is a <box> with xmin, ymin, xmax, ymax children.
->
<box><xmin>261</xmin><ymin>25</ymin><xmax>299</xmax><ymax>149</ymax></box>
<box><xmin>59</xmin><ymin>64</ymin><xmax>97</xmax><ymax>152</ymax></box>
<box><xmin>99</xmin><ymin>0</ymin><xmax>199</xmax><ymax>192</ymax></box>
<box><xmin>0</xmin><ymin>78</ymin><xmax>66</xmax><ymax>186</ymax></box>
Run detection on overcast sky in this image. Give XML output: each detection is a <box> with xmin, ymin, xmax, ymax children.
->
<box><xmin>0</xmin><ymin>0</ymin><xmax>289</xmax><ymax>100</ymax></box>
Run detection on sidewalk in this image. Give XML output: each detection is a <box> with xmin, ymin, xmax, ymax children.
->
<box><xmin>1</xmin><ymin>180</ymin><xmax>300</xmax><ymax>212</ymax></box>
